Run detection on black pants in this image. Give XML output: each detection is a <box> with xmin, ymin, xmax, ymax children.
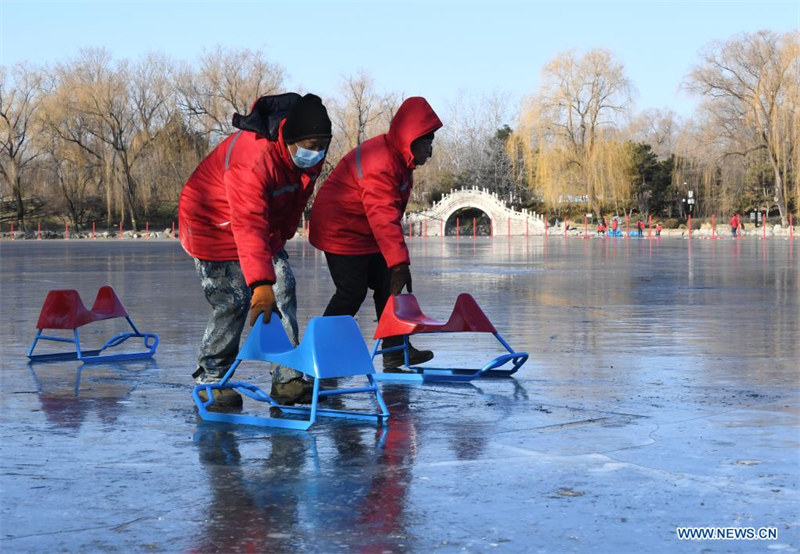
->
<box><xmin>323</xmin><ymin>252</ymin><xmax>391</xmax><ymax>320</ymax></box>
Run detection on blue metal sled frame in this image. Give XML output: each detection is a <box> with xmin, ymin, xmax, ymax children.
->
<box><xmin>192</xmin><ymin>316</ymin><xmax>390</xmax><ymax>430</ymax></box>
<box><xmin>27</xmin><ymin>316</ymin><xmax>159</xmax><ymax>363</ymax></box>
<box><xmin>370</xmin><ymin>333</ymin><xmax>528</xmax><ymax>383</ymax></box>
<box><xmin>192</xmin><ymin>374</ymin><xmax>389</xmax><ymax>431</ymax></box>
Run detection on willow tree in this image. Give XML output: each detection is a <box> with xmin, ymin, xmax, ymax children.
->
<box><xmin>39</xmin><ymin>86</ymin><xmax>105</xmax><ymax>228</ymax></box>
<box><xmin>686</xmin><ymin>30</ymin><xmax>798</xmax><ymax>225</ymax></box>
<box><xmin>53</xmin><ymin>49</ymin><xmax>175</xmax><ymax>231</ymax></box>
<box><xmin>509</xmin><ymin>49</ymin><xmax>634</xmax><ymax>217</ymax></box>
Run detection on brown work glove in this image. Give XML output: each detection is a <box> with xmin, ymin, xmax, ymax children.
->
<box><xmin>249</xmin><ymin>284</ymin><xmax>281</xmax><ymax>326</ymax></box>
<box><xmin>389</xmin><ymin>263</ymin><xmax>412</xmax><ymax>295</ymax></box>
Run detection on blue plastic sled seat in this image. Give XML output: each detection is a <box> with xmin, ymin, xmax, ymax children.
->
<box><xmin>371</xmin><ymin>293</ymin><xmax>529</xmax><ymax>383</ymax></box>
<box><xmin>27</xmin><ymin>286</ymin><xmax>159</xmax><ymax>363</ymax></box>
<box><xmin>193</xmin><ymin>315</ymin><xmax>390</xmax><ymax>430</ymax></box>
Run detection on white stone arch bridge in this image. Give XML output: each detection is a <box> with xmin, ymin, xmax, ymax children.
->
<box><xmin>404</xmin><ymin>187</ymin><xmax>545</xmax><ymax>236</ymax></box>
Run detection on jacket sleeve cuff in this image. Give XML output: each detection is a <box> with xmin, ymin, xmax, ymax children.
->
<box><xmin>249</xmin><ymin>280</ymin><xmax>275</xmax><ymax>292</ymax></box>
<box><xmin>383</xmin><ymin>248</ymin><xmax>411</xmax><ymax>269</ymax></box>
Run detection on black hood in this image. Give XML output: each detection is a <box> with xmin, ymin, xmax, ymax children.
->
<box><xmin>231</xmin><ymin>92</ymin><xmax>301</xmax><ymax>140</ymax></box>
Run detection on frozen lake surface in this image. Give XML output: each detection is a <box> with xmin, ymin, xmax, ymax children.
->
<box><xmin>1</xmin><ymin>236</ymin><xmax>798</xmax><ymax>552</ymax></box>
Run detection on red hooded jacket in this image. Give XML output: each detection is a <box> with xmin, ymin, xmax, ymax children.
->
<box><xmin>179</xmin><ymin>121</ymin><xmax>322</xmax><ymax>286</ymax></box>
<box><xmin>309</xmin><ymin>97</ymin><xmax>442</xmax><ymax>268</ymax></box>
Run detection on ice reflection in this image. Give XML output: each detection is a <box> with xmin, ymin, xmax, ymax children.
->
<box><xmin>190</xmin><ymin>389</ymin><xmax>416</xmax><ymax>552</ymax></box>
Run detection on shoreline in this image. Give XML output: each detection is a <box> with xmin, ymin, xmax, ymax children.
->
<box><xmin>0</xmin><ymin>227</ymin><xmax>796</xmax><ymax>242</ymax></box>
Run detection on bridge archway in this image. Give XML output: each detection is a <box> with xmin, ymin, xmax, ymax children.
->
<box><xmin>444</xmin><ymin>207</ymin><xmax>491</xmax><ymax>236</ymax></box>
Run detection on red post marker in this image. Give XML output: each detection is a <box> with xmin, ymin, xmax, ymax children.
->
<box><xmin>563</xmin><ymin>220</ymin><xmax>567</xmax><ymax>235</ymax></box>
<box><xmin>456</xmin><ymin>217</ymin><xmax>460</xmax><ymax>238</ymax></box>
<box><xmin>10</xmin><ymin>222</ymin><xmax>14</xmax><ymax>240</ymax></box>
<box><xmin>625</xmin><ymin>215</ymin><xmax>630</xmax><ymax>238</ymax></box>
<box><xmin>172</xmin><ymin>221</ymin><xmax>176</xmax><ymax>238</ymax></box>
<box><xmin>92</xmin><ymin>221</ymin><xmax>96</xmax><ymax>240</ymax></box>
<box><xmin>584</xmin><ymin>215</ymin><xmax>588</xmax><ymax>239</ymax></box>
<box><xmin>37</xmin><ymin>221</ymin><xmax>41</xmax><ymax>240</ymax></box>
<box><xmin>763</xmin><ymin>212</ymin><xmax>767</xmax><ymax>240</ymax></box>
<box><xmin>648</xmin><ymin>214</ymin><xmax>652</xmax><ymax>238</ymax></box>
<box><xmin>440</xmin><ymin>220</ymin><xmax>443</xmax><ymax>236</ymax></box>
<box><xmin>490</xmin><ymin>219</ymin><xmax>493</xmax><ymax>237</ymax></box>
<box><xmin>790</xmin><ymin>214</ymin><xmax>794</xmax><ymax>239</ymax></box>
<box><xmin>119</xmin><ymin>221</ymin><xmax>123</xmax><ymax>239</ymax></box>
<box><xmin>65</xmin><ymin>223</ymin><xmax>69</xmax><ymax>241</ymax></box>
<box><xmin>424</xmin><ymin>219</ymin><xmax>427</xmax><ymax>237</ymax></box>
<box><xmin>544</xmin><ymin>214</ymin><xmax>548</xmax><ymax>238</ymax></box>
<box><xmin>688</xmin><ymin>215</ymin><xmax>692</xmax><ymax>239</ymax></box>
<box><xmin>146</xmin><ymin>221</ymin><xmax>150</xmax><ymax>239</ymax></box>
<box><xmin>711</xmin><ymin>214</ymin><xmax>716</xmax><ymax>239</ymax></box>
<box><xmin>473</xmin><ymin>217</ymin><xmax>476</xmax><ymax>237</ymax></box>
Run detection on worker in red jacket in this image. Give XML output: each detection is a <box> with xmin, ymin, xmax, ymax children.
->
<box><xmin>730</xmin><ymin>214</ymin><xmax>740</xmax><ymax>237</ymax></box>
<box><xmin>179</xmin><ymin>93</ymin><xmax>332</xmax><ymax>407</ymax></box>
<box><xmin>309</xmin><ymin>97</ymin><xmax>443</xmax><ymax>370</ymax></box>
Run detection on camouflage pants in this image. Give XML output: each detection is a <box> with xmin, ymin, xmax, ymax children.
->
<box><xmin>193</xmin><ymin>250</ymin><xmax>303</xmax><ymax>384</ymax></box>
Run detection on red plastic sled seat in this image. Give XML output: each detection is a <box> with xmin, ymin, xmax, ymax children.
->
<box><xmin>374</xmin><ymin>293</ymin><xmax>497</xmax><ymax>336</ymax></box>
<box><xmin>28</xmin><ymin>286</ymin><xmax>159</xmax><ymax>363</ymax></box>
<box><xmin>371</xmin><ymin>293</ymin><xmax>528</xmax><ymax>382</ymax></box>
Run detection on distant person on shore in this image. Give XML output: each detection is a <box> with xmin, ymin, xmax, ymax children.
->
<box><xmin>179</xmin><ymin>93</ymin><xmax>332</xmax><ymax>407</ymax></box>
<box><xmin>610</xmin><ymin>218</ymin><xmax>619</xmax><ymax>236</ymax></box>
<box><xmin>655</xmin><ymin>222</ymin><xmax>662</xmax><ymax>236</ymax></box>
<box><xmin>637</xmin><ymin>219</ymin><xmax>645</xmax><ymax>238</ymax></box>
<box><xmin>730</xmin><ymin>214</ymin><xmax>739</xmax><ymax>237</ymax></box>
<box><xmin>597</xmin><ymin>220</ymin><xmax>606</xmax><ymax>236</ymax></box>
<box><xmin>309</xmin><ymin>97</ymin><xmax>443</xmax><ymax>371</ymax></box>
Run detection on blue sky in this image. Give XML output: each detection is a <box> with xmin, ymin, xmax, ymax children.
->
<box><xmin>1</xmin><ymin>0</ymin><xmax>797</xmax><ymax>122</ymax></box>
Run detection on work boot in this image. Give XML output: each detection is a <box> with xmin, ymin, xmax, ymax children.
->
<box><xmin>193</xmin><ymin>367</ymin><xmax>243</xmax><ymax>408</ymax></box>
<box><xmin>196</xmin><ymin>387</ymin><xmax>243</xmax><ymax>408</ymax></box>
<box><xmin>271</xmin><ymin>378</ymin><xmax>314</xmax><ymax>405</ymax></box>
<box><xmin>382</xmin><ymin>336</ymin><xmax>434</xmax><ymax>369</ymax></box>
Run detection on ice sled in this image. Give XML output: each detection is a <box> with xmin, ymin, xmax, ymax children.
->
<box><xmin>193</xmin><ymin>315</ymin><xmax>389</xmax><ymax>430</ymax></box>
<box><xmin>27</xmin><ymin>286</ymin><xmax>159</xmax><ymax>363</ymax></box>
<box><xmin>371</xmin><ymin>293</ymin><xmax>528</xmax><ymax>383</ymax></box>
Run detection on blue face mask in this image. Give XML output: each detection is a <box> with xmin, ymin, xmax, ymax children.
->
<box><xmin>291</xmin><ymin>146</ymin><xmax>326</xmax><ymax>168</ymax></box>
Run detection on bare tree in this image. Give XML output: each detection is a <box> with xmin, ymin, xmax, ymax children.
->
<box><xmin>0</xmin><ymin>63</ymin><xmax>48</xmax><ymax>230</ymax></box>
<box><xmin>686</xmin><ymin>30</ymin><xmax>798</xmax><ymax>225</ymax></box>
<box><xmin>329</xmin><ymin>71</ymin><xmax>395</xmax><ymax>155</ymax></box>
<box><xmin>627</xmin><ymin>108</ymin><xmax>681</xmax><ymax>160</ymax></box>
<box><xmin>177</xmin><ymin>46</ymin><xmax>285</xmax><ymax>145</ymax></box>
<box><xmin>422</xmin><ymin>90</ymin><xmax>519</xmax><ymax>204</ymax></box>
